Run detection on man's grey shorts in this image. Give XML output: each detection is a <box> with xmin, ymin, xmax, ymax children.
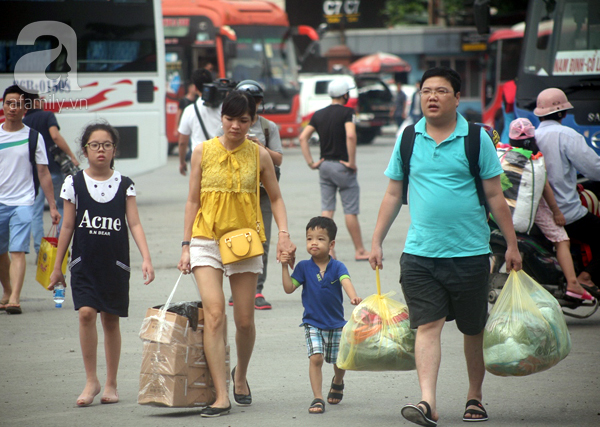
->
<box><xmin>400</xmin><ymin>253</ymin><xmax>490</xmax><ymax>335</ymax></box>
<box><xmin>319</xmin><ymin>160</ymin><xmax>360</xmax><ymax>215</ymax></box>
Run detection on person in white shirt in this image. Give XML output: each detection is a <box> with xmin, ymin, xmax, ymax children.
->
<box><xmin>0</xmin><ymin>85</ymin><xmax>60</xmax><ymax>314</ymax></box>
<box><xmin>534</xmin><ymin>88</ymin><xmax>600</xmax><ymax>299</ymax></box>
<box><xmin>178</xmin><ymin>69</ymin><xmax>222</xmax><ymax>176</ymax></box>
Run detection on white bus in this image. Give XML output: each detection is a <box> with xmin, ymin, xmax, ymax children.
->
<box><xmin>0</xmin><ymin>0</ymin><xmax>166</xmax><ymax>176</ymax></box>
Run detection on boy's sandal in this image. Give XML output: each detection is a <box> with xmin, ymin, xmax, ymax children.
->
<box><xmin>309</xmin><ymin>398</ymin><xmax>325</xmax><ymax>414</ymax></box>
<box><xmin>327</xmin><ymin>377</ymin><xmax>344</xmax><ymax>404</ymax></box>
<box><xmin>463</xmin><ymin>399</ymin><xmax>489</xmax><ymax>422</ymax></box>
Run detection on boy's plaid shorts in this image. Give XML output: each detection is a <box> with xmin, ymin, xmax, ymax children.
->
<box><xmin>303</xmin><ymin>324</ymin><xmax>343</xmax><ymax>364</ymax></box>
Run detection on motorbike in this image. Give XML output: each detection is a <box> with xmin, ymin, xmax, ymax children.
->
<box><xmin>488</xmin><ymin>223</ymin><xmax>599</xmax><ymax>319</ymax></box>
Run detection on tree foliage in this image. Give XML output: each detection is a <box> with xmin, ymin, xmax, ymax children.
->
<box><xmin>383</xmin><ymin>0</ymin><xmax>527</xmax><ymax>27</ymax></box>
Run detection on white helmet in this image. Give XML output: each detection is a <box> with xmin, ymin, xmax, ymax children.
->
<box><xmin>328</xmin><ymin>78</ymin><xmax>355</xmax><ymax>98</ymax></box>
<box><xmin>534</xmin><ymin>88</ymin><xmax>574</xmax><ymax>117</ymax></box>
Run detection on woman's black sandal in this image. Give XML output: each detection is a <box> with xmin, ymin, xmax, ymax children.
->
<box><xmin>231</xmin><ymin>366</ymin><xmax>252</xmax><ymax>406</ymax></box>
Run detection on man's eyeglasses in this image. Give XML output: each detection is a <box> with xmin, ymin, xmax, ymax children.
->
<box><xmin>85</xmin><ymin>142</ymin><xmax>115</xmax><ymax>151</ymax></box>
<box><xmin>420</xmin><ymin>88</ymin><xmax>452</xmax><ymax>97</ymax></box>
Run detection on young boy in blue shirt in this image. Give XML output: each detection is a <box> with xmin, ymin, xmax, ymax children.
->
<box><xmin>281</xmin><ymin>216</ymin><xmax>362</xmax><ymax>414</ymax></box>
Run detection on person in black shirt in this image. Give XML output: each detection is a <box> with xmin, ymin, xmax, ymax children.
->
<box><xmin>23</xmin><ymin>94</ymin><xmax>79</xmax><ymax>255</ymax></box>
<box><xmin>299</xmin><ymin>78</ymin><xmax>370</xmax><ymax>261</ymax></box>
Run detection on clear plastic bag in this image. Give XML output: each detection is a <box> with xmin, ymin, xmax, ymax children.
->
<box><xmin>336</xmin><ymin>268</ymin><xmax>416</xmax><ymax>371</ymax></box>
<box><xmin>483</xmin><ymin>270</ymin><xmax>571</xmax><ymax>376</ymax></box>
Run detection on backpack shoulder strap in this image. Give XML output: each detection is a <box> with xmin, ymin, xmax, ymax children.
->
<box><xmin>28</xmin><ymin>128</ymin><xmax>40</xmax><ymax>196</ymax></box>
<box><xmin>193</xmin><ymin>102</ymin><xmax>211</xmax><ymax>140</ymax></box>
<box><xmin>464</xmin><ymin>122</ymin><xmax>487</xmax><ymax>211</ymax></box>
<box><xmin>400</xmin><ymin>124</ymin><xmax>416</xmax><ymax>205</ymax></box>
<box><xmin>259</xmin><ymin>116</ymin><xmax>270</xmax><ymax>147</ymax></box>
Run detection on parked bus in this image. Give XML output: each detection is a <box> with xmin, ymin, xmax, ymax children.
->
<box><xmin>0</xmin><ymin>0</ymin><xmax>166</xmax><ymax>176</ymax></box>
<box><xmin>481</xmin><ymin>26</ymin><xmax>523</xmax><ymax>137</ymax></box>
<box><xmin>478</xmin><ymin>0</ymin><xmax>600</xmax><ymax>154</ymax></box>
<box><xmin>162</xmin><ymin>0</ymin><xmax>316</xmax><ymax>149</ymax></box>
<box><xmin>518</xmin><ymin>0</ymin><xmax>600</xmax><ymax>154</ymax></box>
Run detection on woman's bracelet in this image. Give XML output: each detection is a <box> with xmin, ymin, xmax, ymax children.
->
<box><xmin>278</xmin><ymin>230</ymin><xmax>290</xmax><ymax>237</ymax></box>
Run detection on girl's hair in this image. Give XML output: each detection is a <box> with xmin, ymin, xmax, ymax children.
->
<box><xmin>79</xmin><ymin>121</ymin><xmax>119</xmax><ymax>169</ymax></box>
<box><xmin>221</xmin><ymin>90</ymin><xmax>256</xmax><ymax>120</ymax></box>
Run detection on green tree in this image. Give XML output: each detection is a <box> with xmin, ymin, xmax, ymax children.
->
<box><xmin>384</xmin><ymin>0</ymin><xmax>527</xmax><ymax>27</ymax></box>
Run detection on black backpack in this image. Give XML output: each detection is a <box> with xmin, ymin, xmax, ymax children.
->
<box><xmin>28</xmin><ymin>128</ymin><xmax>40</xmax><ymax>196</ymax></box>
<box><xmin>400</xmin><ymin>123</ymin><xmax>496</xmax><ymax>214</ymax></box>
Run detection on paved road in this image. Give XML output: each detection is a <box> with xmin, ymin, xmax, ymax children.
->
<box><xmin>2</xmin><ymin>133</ymin><xmax>599</xmax><ymax>427</ymax></box>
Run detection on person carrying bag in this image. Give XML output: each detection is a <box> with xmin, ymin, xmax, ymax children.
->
<box><xmin>337</xmin><ymin>267</ymin><xmax>416</xmax><ymax>371</ymax></box>
<box><xmin>483</xmin><ymin>269</ymin><xmax>571</xmax><ymax>376</ymax></box>
<box><xmin>36</xmin><ymin>224</ymin><xmax>68</xmax><ymax>289</ymax></box>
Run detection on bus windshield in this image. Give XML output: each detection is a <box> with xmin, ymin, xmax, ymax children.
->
<box><xmin>227</xmin><ymin>26</ymin><xmax>298</xmax><ymax>92</ymax></box>
<box><xmin>523</xmin><ymin>0</ymin><xmax>600</xmax><ymax>77</ymax></box>
<box><xmin>0</xmin><ymin>0</ymin><xmax>157</xmax><ymax>75</ymax></box>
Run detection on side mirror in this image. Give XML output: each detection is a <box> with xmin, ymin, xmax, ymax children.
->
<box><xmin>473</xmin><ymin>0</ymin><xmax>491</xmax><ymax>35</ymax></box>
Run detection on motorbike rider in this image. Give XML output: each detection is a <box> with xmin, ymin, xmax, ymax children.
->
<box><xmin>501</xmin><ymin>118</ymin><xmax>593</xmax><ymax>301</ymax></box>
<box><xmin>534</xmin><ymin>88</ymin><xmax>600</xmax><ymax>298</ymax></box>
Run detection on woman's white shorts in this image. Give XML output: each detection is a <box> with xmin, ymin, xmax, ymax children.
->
<box><xmin>190</xmin><ymin>238</ymin><xmax>263</xmax><ymax>277</ymax></box>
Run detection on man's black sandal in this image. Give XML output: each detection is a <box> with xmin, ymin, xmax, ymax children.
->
<box><xmin>463</xmin><ymin>399</ymin><xmax>489</xmax><ymax>422</ymax></box>
<box><xmin>401</xmin><ymin>401</ymin><xmax>437</xmax><ymax>427</ymax></box>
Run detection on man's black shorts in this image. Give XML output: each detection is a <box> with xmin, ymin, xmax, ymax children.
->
<box><xmin>400</xmin><ymin>253</ymin><xmax>490</xmax><ymax>335</ymax></box>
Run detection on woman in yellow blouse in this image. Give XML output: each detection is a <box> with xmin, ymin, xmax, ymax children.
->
<box><xmin>178</xmin><ymin>90</ymin><xmax>296</xmax><ymax>417</ymax></box>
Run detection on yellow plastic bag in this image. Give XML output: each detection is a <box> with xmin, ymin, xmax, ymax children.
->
<box><xmin>483</xmin><ymin>270</ymin><xmax>571</xmax><ymax>376</ymax></box>
<box><xmin>36</xmin><ymin>226</ymin><xmax>68</xmax><ymax>290</ymax></box>
<box><xmin>336</xmin><ymin>268</ymin><xmax>416</xmax><ymax>371</ymax></box>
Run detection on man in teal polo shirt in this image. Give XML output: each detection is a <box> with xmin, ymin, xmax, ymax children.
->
<box><xmin>369</xmin><ymin>67</ymin><xmax>521</xmax><ymax>426</ymax></box>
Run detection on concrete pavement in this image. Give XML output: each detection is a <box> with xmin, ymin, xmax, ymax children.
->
<box><xmin>1</xmin><ymin>133</ymin><xmax>599</xmax><ymax>427</ymax></box>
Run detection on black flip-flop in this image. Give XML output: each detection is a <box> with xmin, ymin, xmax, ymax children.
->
<box><xmin>5</xmin><ymin>304</ymin><xmax>22</xmax><ymax>315</ymax></box>
<box><xmin>580</xmin><ymin>283</ymin><xmax>600</xmax><ymax>300</ymax></box>
<box><xmin>309</xmin><ymin>398</ymin><xmax>325</xmax><ymax>414</ymax></box>
<box><xmin>327</xmin><ymin>377</ymin><xmax>344</xmax><ymax>404</ymax></box>
<box><xmin>463</xmin><ymin>399</ymin><xmax>489</xmax><ymax>422</ymax></box>
<box><xmin>401</xmin><ymin>401</ymin><xmax>437</xmax><ymax>427</ymax></box>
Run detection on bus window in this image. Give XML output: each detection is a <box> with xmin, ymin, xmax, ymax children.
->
<box><xmin>0</xmin><ymin>0</ymin><xmax>157</xmax><ymax>73</ymax></box>
<box><xmin>500</xmin><ymin>38</ymin><xmax>521</xmax><ymax>82</ymax></box>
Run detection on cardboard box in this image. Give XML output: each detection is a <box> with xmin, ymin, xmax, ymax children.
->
<box><xmin>187</xmin><ymin>324</ymin><xmax>203</xmax><ymax>346</ymax></box>
<box><xmin>138</xmin><ymin>374</ymin><xmax>218</xmax><ymax>407</ymax></box>
<box><xmin>139</xmin><ymin>308</ymin><xmax>188</xmax><ymax>345</ymax></box>
<box><xmin>187</xmin><ymin>366</ymin><xmax>211</xmax><ymax>387</ymax></box>
<box><xmin>187</xmin><ymin>345</ymin><xmax>206</xmax><ymax>366</ymax></box>
<box><xmin>138</xmin><ymin>373</ymin><xmax>189</xmax><ymax>407</ymax></box>
<box><xmin>141</xmin><ymin>342</ymin><xmax>188</xmax><ymax>376</ymax></box>
<box><xmin>187</xmin><ymin>386</ymin><xmax>216</xmax><ymax>407</ymax></box>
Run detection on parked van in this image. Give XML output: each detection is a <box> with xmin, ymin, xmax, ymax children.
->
<box><xmin>299</xmin><ymin>73</ymin><xmax>394</xmax><ymax>144</ymax></box>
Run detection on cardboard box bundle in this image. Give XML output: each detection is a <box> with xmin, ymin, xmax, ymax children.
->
<box><xmin>138</xmin><ymin>304</ymin><xmax>230</xmax><ymax>407</ymax></box>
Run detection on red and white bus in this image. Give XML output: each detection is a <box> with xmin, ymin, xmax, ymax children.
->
<box><xmin>481</xmin><ymin>26</ymin><xmax>523</xmax><ymax>135</ymax></box>
<box><xmin>162</xmin><ymin>0</ymin><xmax>317</xmax><ymax>147</ymax></box>
<box><xmin>0</xmin><ymin>0</ymin><xmax>166</xmax><ymax>176</ymax></box>
<box><xmin>479</xmin><ymin>0</ymin><xmax>600</xmax><ymax>154</ymax></box>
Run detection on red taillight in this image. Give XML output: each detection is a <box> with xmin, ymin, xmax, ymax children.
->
<box><xmin>346</xmin><ymin>97</ymin><xmax>358</xmax><ymax>111</ymax></box>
